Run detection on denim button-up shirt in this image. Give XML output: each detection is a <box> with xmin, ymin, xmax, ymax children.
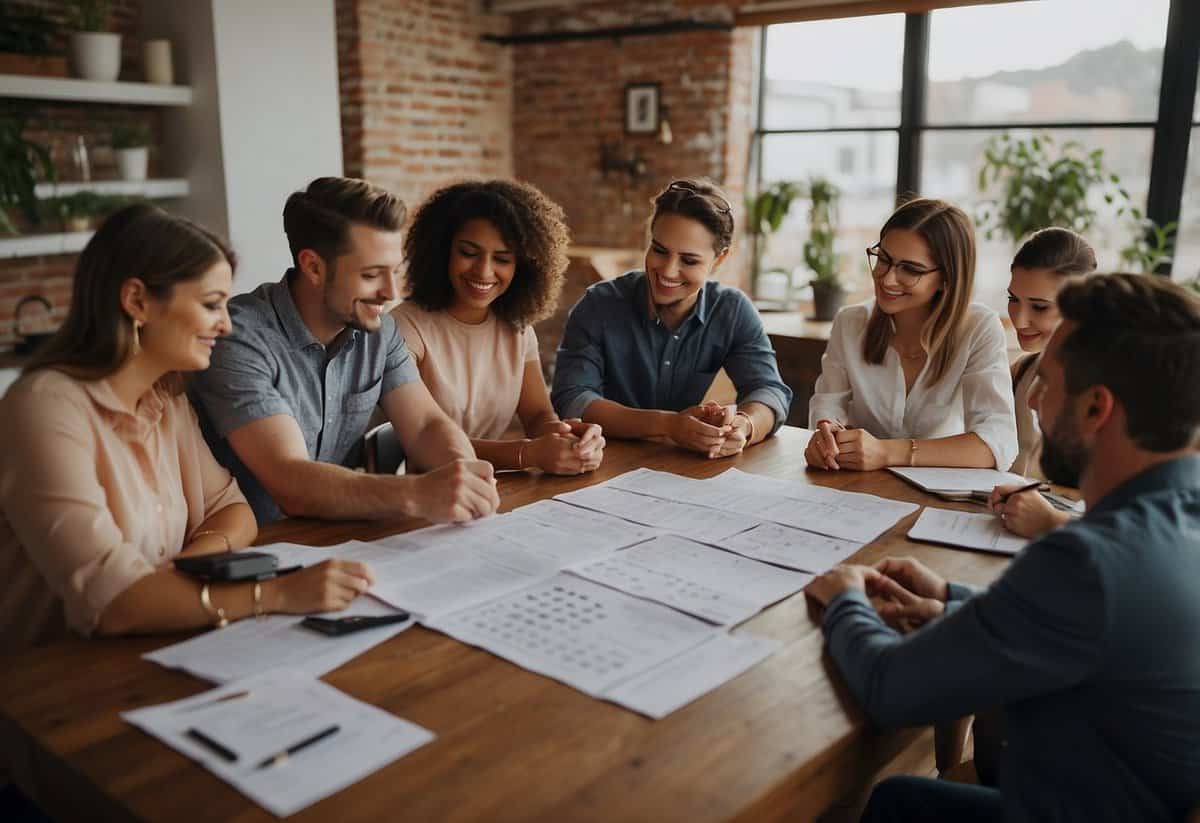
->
<box><xmin>188</xmin><ymin>271</ymin><xmax>418</xmax><ymax>523</ymax></box>
<box><xmin>551</xmin><ymin>271</ymin><xmax>792</xmax><ymax>433</ymax></box>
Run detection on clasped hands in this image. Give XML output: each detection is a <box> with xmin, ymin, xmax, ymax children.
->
<box><xmin>669</xmin><ymin>401</ymin><xmax>751</xmax><ymax>459</ymax></box>
<box><xmin>528</xmin><ymin>418</ymin><xmax>605</xmax><ymax>475</ymax></box>
<box><xmin>804</xmin><ymin>420</ymin><xmax>893</xmax><ymax>471</ymax></box>
<box><xmin>804</xmin><ymin>556</ymin><xmax>950</xmax><ymax>633</ymax></box>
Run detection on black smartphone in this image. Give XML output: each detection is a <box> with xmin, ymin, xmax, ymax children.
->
<box><xmin>299</xmin><ymin>613</ymin><xmax>412</xmax><ymax>636</ymax></box>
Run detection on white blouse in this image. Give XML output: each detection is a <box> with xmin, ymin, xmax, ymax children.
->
<box><xmin>808</xmin><ymin>301</ymin><xmax>1018</xmax><ymax>470</ymax></box>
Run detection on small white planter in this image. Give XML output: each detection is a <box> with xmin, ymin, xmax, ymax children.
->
<box><xmin>71</xmin><ymin>32</ymin><xmax>122</xmax><ymax>82</ymax></box>
<box><xmin>115</xmin><ymin>147</ymin><xmax>149</xmax><ymax>181</ymax></box>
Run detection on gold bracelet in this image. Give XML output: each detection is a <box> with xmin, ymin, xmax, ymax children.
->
<box><xmin>909</xmin><ymin>438</ymin><xmax>918</xmax><ymax>467</ymax></box>
<box><xmin>734</xmin><ymin>410</ymin><xmax>756</xmax><ymax>444</ymax></box>
<box><xmin>192</xmin><ymin>530</ymin><xmax>231</xmax><ymax>553</ymax></box>
<box><xmin>199</xmin><ymin>583</ymin><xmax>229</xmax><ymax>628</ymax></box>
<box><xmin>517</xmin><ymin>438</ymin><xmax>532</xmax><ymax>470</ymax></box>
<box><xmin>252</xmin><ymin>582</ymin><xmax>264</xmax><ymax>620</ymax></box>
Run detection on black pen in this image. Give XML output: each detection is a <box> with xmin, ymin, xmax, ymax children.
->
<box><xmin>186</xmin><ymin>727</ymin><xmax>239</xmax><ymax>763</ymax></box>
<box><xmin>255</xmin><ymin>724</ymin><xmax>340</xmax><ymax>769</ymax></box>
<box><xmin>999</xmin><ymin>481</ymin><xmax>1046</xmax><ymax>503</ymax></box>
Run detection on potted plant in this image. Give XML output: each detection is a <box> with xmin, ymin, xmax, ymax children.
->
<box><xmin>112</xmin><ymin>123</ymin><xmax>150</xmax><ymax>181</ymax></box>
<box><xmin>803</xmin><ymin>177</ymin><xmax>844</xmax><ymax>322</ymax></box>
<box><xmin>41</xmin><ymin>191</ymin><xmax>132</xmax><ymax>232</ymax></box>
<box><xmin>0</xmin><ymin>109</ymin><xmax>54</xmax><ymax>236</ymax></box>
<box><xmin>747</xmin><ymin>180</ymin><xmax>801</xmax><ymax>305</ymax></box>
<box><xmin>0</xmin><ymin>7</ymin><xmax>68</xmax><ymax>77</ymax></box>
<box><xmin>67</xmin><ymin>0</ymin><xmax>119</xmax><ymax>82</ymax></box>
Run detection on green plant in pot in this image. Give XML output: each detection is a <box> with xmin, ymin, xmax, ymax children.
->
<box><xmin>40</xmin><ymin>191</ymin><xmax>133</xmax><ymax>232</ymax></box>
<box><xmin>747</xmin><ymin>180</ymin><xmax>801</xmax><ymax>304</ymax></box>
<box><xmin>803</xmin><ymin>176</ymin><xmax>843</xmax><ymax>322</ymax></box>
<box><xmin>0</xmin><ymin>108</ymin><xmax>54</xmax><ymax>236</ymax></box>
<box><xmin>112</xmin><ymin>123</ymin><xmax>150</xmax><ymax>181</ymax></box>
<box><xmin>67</xmin><ymin>0</ymin><xmax>120</xmax><ymax>82</ymax></box>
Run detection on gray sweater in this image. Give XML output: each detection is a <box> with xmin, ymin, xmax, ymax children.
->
<box><xmin>824</xmin><ymin>456</ymin><xmax>1200</xmax><ymax>822</ymax></box>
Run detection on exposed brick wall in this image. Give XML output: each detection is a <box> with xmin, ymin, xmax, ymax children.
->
<box><xmin>335</xmin><ymin>0</ymin><xmax>514</xmax><ymax>212</ymax></box>
<box><xmin>2</xmin><ymin>0</ymin><xmax>151</xmax><ymax>354</ymax></box>
<box><xmin>510</xmin><ymin>1</ymin><xmax>754</xmax><ymax>289</ymax></box>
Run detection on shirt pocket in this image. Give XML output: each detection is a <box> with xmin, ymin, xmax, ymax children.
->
<box><xmin>332</xmin><ymin>380</ymin><xmax>382</xmax><ymax>464</ymax></box>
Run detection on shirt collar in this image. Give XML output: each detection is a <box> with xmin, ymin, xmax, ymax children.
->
<box><xmin>1089</xmin><ymin>455</ymin><xmax>1200</xmax><ymax>516</ymax></box>
<box><xmin>269</xmin><ymin>269</ymin><xmax>346</xmax><ymax>351</ymax></box>
<box><xmin>639</xmin><ymin>272</ymin><xmax>710</xmax><ymax>328</ymax></box>
<box><xmin>81</xmin><ymin>378</ymin><xmax>167</xmax><ymax>440</ymax></box>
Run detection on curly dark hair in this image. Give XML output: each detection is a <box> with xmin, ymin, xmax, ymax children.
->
<box><xmin>402</xmin><ymin>179</ymin><xmax>571</xmax><ymax>328</ymax></box>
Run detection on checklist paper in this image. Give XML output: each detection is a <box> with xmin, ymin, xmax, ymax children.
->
<box><xmin>122</xmin><ymin>670</ymin><xmax>434</xmax><ymax>818</ymax></box>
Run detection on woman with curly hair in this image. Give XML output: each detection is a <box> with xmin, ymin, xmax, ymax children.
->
<box><xmin>393</xmin><ymin>179</ymin><xmax>604</xmax><ymax>475</ymax></box>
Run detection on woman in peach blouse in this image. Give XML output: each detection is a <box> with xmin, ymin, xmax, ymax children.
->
<box><xmin>0</xmin><ymin>205</ymin><xmax>375</xmax><ymax>655</ymax></box>
<box><xmin>393</xmin><ymin>180</ymin><xmax>604</xmax><ymax>474</ymax></box>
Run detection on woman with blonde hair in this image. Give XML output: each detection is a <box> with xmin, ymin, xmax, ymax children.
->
<box><xmin>0</xmin><ymin>205</ymin><xmax>375</xmax><ymax>656</ymax></box>
<box><xmin>806</xmin><ymin>197</ymin><xmax>1017</xmax><ymax>471</ymax></box>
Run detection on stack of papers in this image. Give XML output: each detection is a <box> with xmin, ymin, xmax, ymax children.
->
<box><xmin>907</xmin><ymin>506</ymin><xmax>1027</xmax><ymax>555</ymax></box>
<box><xmin>123</xmin><ymin>670</ymin><xmax>434</xmax><ymax>817</ymax></box>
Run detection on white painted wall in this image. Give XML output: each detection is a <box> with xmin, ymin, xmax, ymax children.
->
<box><xmin>144</xmin><ymin>0</ymin><xmax>344</xmax><ymax>293</ymax></box>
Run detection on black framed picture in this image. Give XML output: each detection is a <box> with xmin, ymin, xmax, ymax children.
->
<box><xmin>625</xmin><ymin>83</ymin><xmax>660</xmax><ymax>135</ymax></box>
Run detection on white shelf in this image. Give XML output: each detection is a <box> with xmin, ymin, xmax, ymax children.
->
<box><xmin>0</xmin><ymin>231</ymin><xmax>93</xmax><ymax>259</ymax></box>
<box><xmin>0</xmin><ymin>74</ymin><xmax>192</xmax><ymax>106</ymax></box>
<box><xmin>34</xmin><ymin>179</ymin><xmax>190</xmax><ymax>198</ymax></box>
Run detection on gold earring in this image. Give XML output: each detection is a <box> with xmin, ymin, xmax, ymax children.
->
<box><xmin>132</xmin><ymin>320</ymin><xmax>142</xmax><ymax>352</ymax></box>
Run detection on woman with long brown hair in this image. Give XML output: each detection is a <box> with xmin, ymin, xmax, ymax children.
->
<box><xmin>0</xmin><ymin>205</ymin><xmax>374</xmax><ymax>655</ymax></box>
<box><xmin>805</xmin><ymin>197</ymin><xmax>1017</xmax><ymax>471</ymax></box>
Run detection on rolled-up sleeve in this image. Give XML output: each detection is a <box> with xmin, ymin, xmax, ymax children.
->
<box><xmin>0</xmin><ymin>390</ymin><xmax>154</xmax><ymax>636</ymax></box>
<box><xmin>961</xmin><ymin>313</ymin><xmax>1018</xmax><ymax>470</ymax></box>
<box><xmin>808</xmin><ymin>309</ymin><xmax>855</xmax><ymax>428</ymax></box>
<box><xmin>189</xmin><ymin>328</ymin><xmax>292</xmax><ymax>437</ymax></box>
<box><xmin>552</xmin><ymin>292</ymin><xmax>606</xmax><ymax>420</ymax></box>
<box><xmin>726</xmin><ymin>293</ymin><xmax>792</xmax><ymax>435</ymax></box>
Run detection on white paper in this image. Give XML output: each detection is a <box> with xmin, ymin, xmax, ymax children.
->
<box><xmin>426</xmin><ymin>574</ymin><xmax>720</xmax><ymax>698</ymax></box>
<box><xmin>605</xmin><ymin>632</ymin><xmax>780</xmax><ymax>719</ymax></box>
<box><xmin>144</xmin><ymin>596</ymin><xmax>414</xmax><ymax>684</ymax></box>
<box><xmin>554</xmin><ymin>485</ymin><xmax>760</xmax><ymax>543</ymax></box>
<box><xmin>568</xmin><ymin>535</ymin><xmax>810</xmax><ymax>626</ymax></box>
<box><xmin>122</xmin><ymin>670</ymin><xmax>434</xmax><ymax>818</ymax></box>
<box><xmin>697</xmin><ymin>468</ymin><xmax>920</xmax><ymax>543</ymax></box>
<box><xmin>721</xmin><ymin>522</ymin><xmax>865</xmax><ymax>574</ymax></box>
<box><xmin>907</xmin><ymin>506</ymin><xmax>1028</xmax><ymax>555</ymax></box>
<box><xmin>888</xmin><ymin>466</ymin><xmax>1031</xmax><ymax>495</ymax></box>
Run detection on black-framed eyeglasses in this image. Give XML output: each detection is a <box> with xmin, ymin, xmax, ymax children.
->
<box><xmin>667</xmin><ymin>180</ymin><xmax>733</xmax><ymax>215</ymax></box>
<box><xmin>866</xmin><ymin>244</ymin><xmax>939</xmax><ymax>287</ymax></box>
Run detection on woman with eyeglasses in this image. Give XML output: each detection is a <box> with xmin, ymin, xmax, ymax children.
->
<box><xmin>805</xmin><ymin>197</ymin><xmax>1017</xmax><ymax>472</ymax></box>
<box><xmin>552</xmin><ymin>177</ymin><xmax>792</xmax><ymax>457</ymax></box>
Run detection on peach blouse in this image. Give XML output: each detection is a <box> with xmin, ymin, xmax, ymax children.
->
<box><xmin>0</xmin><ymin>370</ymin><xmax>246</xmax><ymax>655</ymax></box>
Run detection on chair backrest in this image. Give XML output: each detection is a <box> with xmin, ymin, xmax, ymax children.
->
<box><xmin>363</xmin><ymin>422</ymin><xmax>405</xmax><ymax>475</ymax></box>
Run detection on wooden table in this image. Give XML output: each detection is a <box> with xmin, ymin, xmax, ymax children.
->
<box><xmin>0</xmin><ymin>428</ymin><xmax>1010</xmax><ymax>822</ymax></box>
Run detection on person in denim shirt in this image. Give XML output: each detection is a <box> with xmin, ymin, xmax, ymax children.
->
<box><xmin>189</xmin><ymin>177</ymin><xmax>498</xmax><ymax>525</ymax></box>
<box><xmin>552</xmin><ymin>178</ymin><xmax>791</xmax><ymax>458</ymax></box>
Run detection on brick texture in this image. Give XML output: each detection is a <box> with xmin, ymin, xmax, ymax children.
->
<box><xmin>336</xmin><ymin>0</ymin><xmax>515</xmax><ymax>211</ymax></box>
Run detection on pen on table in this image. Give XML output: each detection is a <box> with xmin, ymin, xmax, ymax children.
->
<box><xmin>179</xmin><ymin>689</ymin><xmax>252</xmax><ymax>714</ymax></box>
<box><xmin>256</xmin><ymin>724</ymin><xmax>341</xmax><ymax>769</ymax></box>
<box><xmin>998</xmin><ymin>481</ymin><xmax>1047</xmax><ymax>504</ymax></box>
<box><xmin>186</xmin><ymin>727</ymin><xmax>239</xmax><ymax>762</ymax></box>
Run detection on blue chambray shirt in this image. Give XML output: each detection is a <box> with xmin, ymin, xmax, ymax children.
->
<box><xmin>188</xmin><ymin>271</ymin><xmax>418</xmax><ymax>523</ymax></box>
<box><xmin>551</xmin><ymin>271</ymin><xmax>792</xmax><ymax>433</ymax></box>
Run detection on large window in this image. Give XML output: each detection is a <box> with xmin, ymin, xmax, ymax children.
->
<box><xmin>752</xmin><ymin>0</ymin><xmax>1193</xmax><ymax>303</ymax></box>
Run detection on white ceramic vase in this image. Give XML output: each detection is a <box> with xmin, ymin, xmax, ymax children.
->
<box><xmin>115</xmin><ymin>147</ymin><xmax>149</xmax><ymax>181</ymax></box>
<box><xmin>70</xmin><ymin>32</ymin><xmax>122</xmax><ymax>82</ymax></box>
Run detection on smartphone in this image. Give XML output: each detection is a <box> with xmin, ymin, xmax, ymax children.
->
<box><xmin>299</xmin><ymin>613</ymin><xmax>411</xmax><ymax>636</ymax></box>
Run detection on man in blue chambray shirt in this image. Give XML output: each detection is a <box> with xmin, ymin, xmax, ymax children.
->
<box><xmin>189</xmin><ymin>178</ymin><xmax>499</xmax><ymax>524</ymax></box>
<box><xmin>805</xmin><ymin>273</ymin><xmax>1200</xmax><ymax>822</ymax></box>
<box><xmin>551</xmin><ymin>178</ymin><xmax>791</xmax><ymax>458</ymax></box>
